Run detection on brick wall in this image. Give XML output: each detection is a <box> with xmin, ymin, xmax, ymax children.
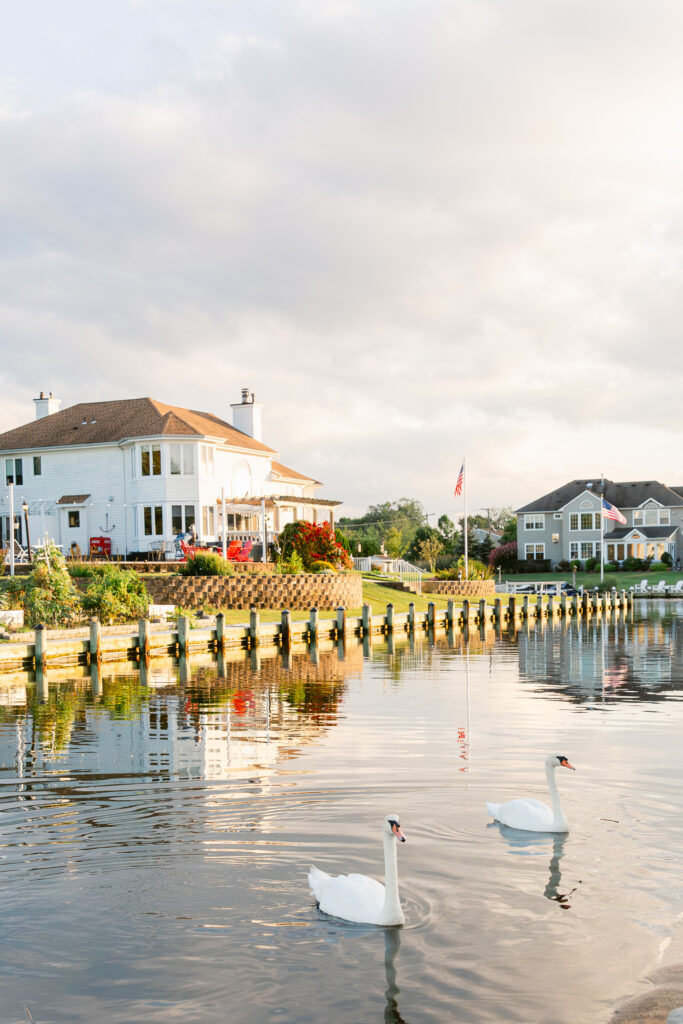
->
<box><xmin>144</xmin><ymin>572</ymin><xmax>363</xmax><ymax>610</ymax></box>
<box><xmin>422</xmin><ymin>580</ymin><xmax>496</xmax><ymax>597</ymax></box>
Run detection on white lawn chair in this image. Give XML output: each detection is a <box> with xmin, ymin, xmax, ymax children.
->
<box><xmin>3</xmin><ymin>539</ymin><xmax>29</xmax><ymax>565</ymax></box>
<box><xmin>670</xmin><ymin>580</ymin><xmax>683</xmax><ymax>595</ymax></box>
<box><xmin>652</xmin><ymin>579</ymin><xmax>668</xmax><ymax>595</ymax></box>
<box><xmin>632</xmin><ymin>579</ymin><xmax>651</xmax><ymax>595</ymax></box>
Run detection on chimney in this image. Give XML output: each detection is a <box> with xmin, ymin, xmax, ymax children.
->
<box><xmin>230</xmin><ymin>387</ymin><xmax>263</xmax><ymax>441</ymax></box>
<box><xmin>33</xmin><ymin>391</ymin><xmax>62</xmax><ymax>420</ymax></box>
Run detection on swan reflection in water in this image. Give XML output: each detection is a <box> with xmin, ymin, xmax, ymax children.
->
<box><xmin>489</xmin><ymin>824</ymin><xmax>580</xmax><ymax>909</ymax></box>
<box><xmin>384</xmin><ymin>927</ymin><xmax>408</xmax><ymax>1024</ymax></box>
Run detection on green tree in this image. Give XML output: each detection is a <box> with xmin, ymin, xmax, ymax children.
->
<box><xmin>24</xmin><ymin>548</ymin><xmax>80</xmax><ymax>627</ymax></box>
<box><xmin>417</xmin><ymin>536</ymin><xmax>443</xmax><ymax>572</ymax></box>
<box><xmin>385</xmin><ymin>526</ymin><xmax>407</xmax><ymax>558</ymax></box>
<box><xmin>436</xmin><ymin>514</ymin><xmax>458</xmax><ymax>556</ymax></box>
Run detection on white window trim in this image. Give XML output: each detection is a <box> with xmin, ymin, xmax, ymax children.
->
<box><xmin>524</xmin><ymin>513</ymin><xmax>544</xmax><ymax>530</ymax></box>
<box><xmin>525</xmin><ymin>542</ymin><xmax>545</xmax><ymax>560</ymax></box>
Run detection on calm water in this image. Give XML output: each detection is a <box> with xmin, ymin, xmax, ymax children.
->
<box><xmin>2</xmin><ymin>603</ymin><xmax>683</xmax><ymax>1024</ymax></box>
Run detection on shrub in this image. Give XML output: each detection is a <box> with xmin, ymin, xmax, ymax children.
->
<box><xmin>489</xmin><ymin>542</ymin><xmax>517</xmax><ymax>571</ymax></box>
<box><xmin>557</xmin><ymin>560</ymin><xmax>571</xmax><ymax>572</ymax></box>
<box><xmin>81</xmin><ymin>566</ymin><xmax>149</xmax><ymax>624</ymax></box>
<box><xmin>277</xmin><ymin>520</ymin><xmax>353</xmax><ymax>570</ymax></box>
<box><xmin>276</xmin><ymin>551</ymin><xmax>305</xmax><ymax>574</ymax></box>
<box><xmin>178</xmin><ymin>553</ymin><xmax>234</xmax><ymax>577</ymax></box>
<box><xmin>24</xmin><ymin>553</ymin><xmax>81</xmax><ymax>627</ymax></box>
<box><xmin>310</xmin><ymin>560</ymin><xmax>337</xmax><ymax>573</ymax></box>
<box><xmin>69</xmin><ymin>563</ymin><xmax>94</xmax><ymax>578</ymax></box>
<box><xmin>597</xmin><ymin>575</ymin><xmax>619</xmax><ymax>592</ymax></box>
<box><xmin>169</xmin><ymin>607</ymin><xmax>198</xmax><ymax>627</ymax></box>
<box><xmin>661</xmin><ymin>552</ymin><xmax>673</xmax><ymax>567</ymax></box>
<box><xmin>585</xmin><ymin>557</ymin><xmax>599</xmax><ymax>573</ymax></box>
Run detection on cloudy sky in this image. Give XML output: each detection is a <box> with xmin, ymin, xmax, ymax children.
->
<box><xmin>1</xmin><ymin>1</ymin><xmax>682</xmax><ymax>519</ymax></box>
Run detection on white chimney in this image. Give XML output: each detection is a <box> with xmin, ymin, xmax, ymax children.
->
<box><xmin>230</xmin><ymin>388</ymin><xmax>263</xmax><ymax>441</ymax></box>
<box><xmin>33</xmin><ymin>391</ymin><xmax>62</xmax><ymax>419</ymax></box>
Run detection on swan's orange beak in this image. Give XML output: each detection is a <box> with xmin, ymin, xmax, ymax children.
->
<box><xmin>560</xmin><ymin>759</ymin><xmax>576</xmax><ymax>770</ymax></box>
<box><xmin>392</xmin><ymin>823</ymin><xmax>406</xmax><ymax>842</ymax></box>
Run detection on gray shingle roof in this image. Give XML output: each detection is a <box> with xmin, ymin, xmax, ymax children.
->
<box><xmin>606</xmin><ymin>525</ymin><xmax>678</xmax><ymax>540</ymax></box>
<box><xmin>517</xmin><ymin>478</ymin><xmax>683</xmax><ymax>514</ymax></box>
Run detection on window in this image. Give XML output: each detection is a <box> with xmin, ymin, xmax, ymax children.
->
<box><xmin>634</xmin><ymin>506</ymin><xmax>669</xmax><ymax>527</ymax></box>
<box><xmin>570</xmin><ymin>542</ymin><xmax>578</xmax><ymax>559</ymax></box>
<box><xmin>202</xmin><ymin>505</ymin><xmax>215</xmax><ymax>536</ymax></box>
<box><xmin>569</xmin><ymin>513</ymin><xmax>579</xmax><ymax>531</ymax></box>
<box><xmin>595</xmin><ymin>513</ymin><xmax>601</xmax><ymax>530</ymax></box>
<box><xmin>141</xmin><ymin>445</ymin><xmax>161</xmax><ymax>476</ymax></box>
<box><xmin>525</xmin><ymin>543</ymin><xmax>544</xmax><ymax>560</ymax></box>
<box><xmin>68</xmin><ymin>510</ymin><xmax>80</xmax><ymax>528</ymax></box>
<box><xmin>645</xmin><ymin>508</ymin><xmax>658</xmax><ymax>526</ymax></box>
<box><xmin>33</xmin><ymin>456</ymin><xmax>42</xmax><ymax>476</ymax></box>
<box><xmin>524</xmin><ymin>514</ymin><xmax>544</xmax><ymax>530</ymax></box>
<box><xmin>200</xmin><ymin>445</ymin><xmax>215</xmax><ymax>476</ymax></box>
<box><xmin>143</xmin><ymin>505</ymin><xmax>163</xmax><ymax>536</ymax></box>
<box><xmin>5</xmin><ymin>458</ymin><xmax>23</xmax><ymax>485</ymax></box>
<box><xmin>581</xmin><ymin>541</ymin><xmax>593</xmax><ymax>558</ymax></box>
<box><xmin>170</xmin><ymin>444</ymin><xmax>195</xmax><ymax>475</ymax></box>
<box><xmin>580</xmin><ymin>513</ymin><xmax>594</xmax><ymax>530</ymax></box>
<box><xmin>661</xmin><ymin>509</ymin><xmax>670</xmax><ymax>525</ymax></box>
<box><xmin>553</xmin><ymin>512</ymin><xmax>562</xmax><ymax>520</ymax></box>
<box><xmin>171</xmin><ymin>504</ymin><xmax>196</xmax><ymax>534</ymax></box>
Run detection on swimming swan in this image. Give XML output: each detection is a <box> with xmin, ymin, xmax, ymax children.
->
<box><xmin>486</xmin><ymin>754</ymin><xmax>576</xmax><ymax>832</ymax></box>
<box><xmin>308</xmin><ymin>815</ymin><xmax>406</xmax><ymax>925</ymax></box>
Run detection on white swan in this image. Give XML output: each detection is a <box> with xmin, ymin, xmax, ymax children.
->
<box><xmin>308</xmin><ymin>814</ymin><xmax>406</xmax><ymax>925</ymax></box>
<box><xmin>486</xmin><ymin>754</ymin><xmax>576</xmax><ymax>832</ymax></box>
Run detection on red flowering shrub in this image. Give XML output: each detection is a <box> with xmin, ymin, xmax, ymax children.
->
<box><xmin>281</xmin><ymin>521</ymin><xmax>353</xmax><ymax>570</ymax></box>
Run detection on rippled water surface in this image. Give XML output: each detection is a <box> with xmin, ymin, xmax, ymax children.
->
<box><xmin>2</xmin><ymin>603</ymin><xmax>683</xmax><ymax>1023</ymax></box>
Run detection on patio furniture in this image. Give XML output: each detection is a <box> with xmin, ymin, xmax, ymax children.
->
<box><xmin>671</xmin><ymin>580</ymin><xmax>683</xmax><ymax>595</ymax></box>
<box><xmin>224</xmin><ymin>540</ymin><xmax>242</xmax><ymax>560</ymax></box>
<box><xmin>632</xmin><ymin>579</ymin><xmax>651</xmax><ymax>595</ymax></box>
<box><xmin>652</xmin><ymin>580</ymin><xmax>669</xmax><ymax>595</ymax></box>
<box><xmin>3</xmin><ymin>539</ymin><xmax>29</xmax><ymax>565</ymax></box>
<box><xmin>234</xmin><ymin>539</ymin><xmax>253</xmax><ymax>562</ymax></box>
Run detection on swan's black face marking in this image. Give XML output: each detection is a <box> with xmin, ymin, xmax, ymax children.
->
<box><xmin>388</xmin><ymin>819</ymin><xmax>406</xmax><ymax>842</ymax></box>
<box><xmin>557</xmin><ymin>756</ymin><xmax>576</xmax><ymax>770</ymax></box>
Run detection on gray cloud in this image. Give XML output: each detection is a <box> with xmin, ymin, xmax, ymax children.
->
<box><xmin>1</xmin><ymin>0</ymin><xmax>682</xmax><ymax>516</ymax></box>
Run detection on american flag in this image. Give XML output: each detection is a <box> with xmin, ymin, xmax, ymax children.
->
<box><xmin>454</xmin><ymin>463</ymin><xmax>464</xmax><ymax>498</ymax></box>
<box><xmin>602</xmin><ymin>498</ymin><xmax>626</xmax><ymax>524</ymax></box>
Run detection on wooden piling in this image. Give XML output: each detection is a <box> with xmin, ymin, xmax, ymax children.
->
<box><xmin>408</xmin><ymin>602</ymin><xmax>415</xmax><ymax>632</ymax></box>
<box><xmin>447</xmin><ymin>599</ymin><xmax>455</xmax><ymax>627</ymax></box>
<box><xmin>571</xmin><ymin>593</ymin><xmax>578</xmax><ymax>616</ymax></box>
<box><xmin>386</xmin><ymin>603</ymin><xmax>394</xmax><ymax>633</ymax></box>
<box><xmin>522</xmin><ymin>595</ymin><xmax>529</xmax><ymax>619</ymax></box>
<box><xmin>34</xmin><ymin>624</ymin><xmax>46</xmax><ymax>670</ymax></box>
<box><xmin>462</xmin><ymin>599</ymin><xmax>469</xmax><ymax>625</ymax></box>
<box><xmin>138</xmin><ymin>618</ymin><xmax>150</xmax><ymax>662</ymax></box>
<box><xmin>89</xmin><ymin>617</ymin><xmax>101</xmax><ymax>663</ymax></box>
<box><xmin>280</xmin><ymin>609</ymin><xmax>291</xmax><ymax>649</ymax></box>
<box><xmin>507</xmin><ymin>596</ymin><xmax>516</xmax><ymax>623</ymax></box>
<box><xmin>249</xmin><ymin>606</ymin><xmax>260</xmax><ymax>645</ymax></box>
<box><xmin>494</xmin><ymin>598</ymin><xmax>501</xmax><ymax>624</ymax></box>
<box><xmin>177</xmin><ymin>615</ymin><xmax>189</xmax><ymax>655</ymax></box>
<box><xmin>547</xmin><ymin>595</ymin><xmax>554</xmax><ymax>618</ymax></box>
<box><xmin>362</xmin><ymin>603</ymin><xmax>371</xmax><ymax>636</ymax></box>
<box><xmin>428</xmin><ymin>602</ymin><xmax>435</xmax><ymax>629</ymax></box>
<box><xmin>309</xmin><ymin>607</ymin><xmax>319</xmax><ymax>642</ymax></box>
<box><xmin>336</xmin><ymin>606</ymin><xmax>346</xmax><ymax>637</ymax></box>
<box><xmin>560</xmin><ymin>594</ymin><xmax>567</xmax><ymax>617</ymax></box>
<box><xmin>216</xmin><ymin>612</ymin><xmax>226</xmax><ymax>651</ymax></box>
<box><xmin>478</xmin><ymin>599</ymin><xmax>486</xmax><ymax>624</ymax></box>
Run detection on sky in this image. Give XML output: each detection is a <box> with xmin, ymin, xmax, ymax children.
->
<box><xmin>1</xmin><ymin>0</ymin><xmax>682</xmax><ymax>520</ymax></box>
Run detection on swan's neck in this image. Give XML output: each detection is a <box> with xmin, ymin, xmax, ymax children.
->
<box><xmin>380</xmin><ymin>836</ymin><xmax>403</xmax><ymax>923</ymax></box>
<box><xmin>546</xmin><ymin>762</ymin><xmax>567</xmax><ymax>829</ymax></box>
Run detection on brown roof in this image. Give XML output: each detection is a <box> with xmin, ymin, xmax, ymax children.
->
<box><xmin>217</xmin><ymin>495</ymin><xmax>341</xmax><ymax>508</ymax></box>
<box><xmin>0</xmin><ymin>398</ymin><xmax>276</xmax><ymax>454</ymax></box>
<box><xmin>271</xmin><ymin>460</ymin><xmax>321</xmax><ymax>485</ymax></box>
<box><xmin>57</xmin><ymin>494</ymin><xmax>91</xmax><ymax>505</ymax></box>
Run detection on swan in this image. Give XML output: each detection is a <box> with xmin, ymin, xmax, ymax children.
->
<box><xmin>486</xmin><ymin>754</ymin><xmax>576</xmax><ymax>832</ymax></box>
<box><xmin>308</xmin><ymin>814</ymin><xmax>406</xmax><ymax>925</ymax></box>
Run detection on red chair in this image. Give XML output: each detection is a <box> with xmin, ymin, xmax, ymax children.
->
<box><xmin>225</xmin><ymin>540</ymin><xmax>242</xmax><ymax>560</ymax></box>
<box><xmin>234</xmin><ymin>539</ymin><xmax>253</xmax><ymax>562</ymax></box>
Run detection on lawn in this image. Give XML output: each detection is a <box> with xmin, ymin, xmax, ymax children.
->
<box><xmin>499</xmin><ymin>570</ymin><xmax>683</xmax><ymax>591</ymax></box>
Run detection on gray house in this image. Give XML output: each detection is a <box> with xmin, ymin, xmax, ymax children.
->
<box><xmin>516</xmin><ymin>479</ymin><xmax>683</xmax><ymax>567</ymax></box>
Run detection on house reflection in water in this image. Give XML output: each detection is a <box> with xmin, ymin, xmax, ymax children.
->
<box><xmin>0</xmin><ymin>644</ymin><xmax>362</xmax><ymax>783</ymax></box>
<box><xmin>517</xmin><ymin>608</ymin><xmax>683</xmax><ymax>703</ymax></box>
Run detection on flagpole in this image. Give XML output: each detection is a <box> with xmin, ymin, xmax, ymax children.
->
<box><xmin>600</xmin><ymin>475</ymin><xmax>605</xmax><ymax>583</ymax></box>
<box><xmin>463</xmin><ymin>459</ymin><xmax>468</xmax><ymax>579</ymax></box>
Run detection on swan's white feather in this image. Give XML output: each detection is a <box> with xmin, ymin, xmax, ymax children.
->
<box><xmin>488</xmin><ymin>797</ymin><xmax>556</xmax><ymax>831</ymax></box>
<box><xmin>309</xmin><ymin>865</ymin><xmax>386</xmax><ymax>923</ymax></box>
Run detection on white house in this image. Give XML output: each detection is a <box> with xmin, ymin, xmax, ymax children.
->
<box><xmin>0</xmin><ymin>388</ymin><xmax>341</xmax><ymax>558</ymax></box>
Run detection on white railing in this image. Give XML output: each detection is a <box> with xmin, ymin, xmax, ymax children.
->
<box><xmin>353</xmin><ymin>557</ymin><xmax>423</xmax><ymax>594</ymax></box>
<box><xmin>395</xmin><ymin>559</ymin><xmax>423</xmax><ymax>595</ymax></box>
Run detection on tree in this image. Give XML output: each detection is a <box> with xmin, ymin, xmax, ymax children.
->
<box><xmin>500</xmin><ymin>514</ymin><xmax>517</xmax><ymax>544</ymax></box>
<box><xmin>406</xmin><ymin>524</ymin><xmax>439</xmax><ymax>562</ymax></box>
<box><xmin>385</xmin><ymin>527</ymin><xmax>407</xmax><ymax>558</ymax></box>
<box><xmin>338</xmin><ymin>498</ymin><xmax>427</xmax><ymax>556</ymax></box>
<box><xmin>417</xmin><ymin>536</ymin><xmax>443</xmax><ymax>572</ymax></box>
<box><xmin>436</xmin><ymin>514</ymin><xmax>458</xmax><ymax>556</ymax></box>
<box><xmin>24</xmin><ymin>545</ymin><xmax>80</xmax><ymax>627</ymax></box>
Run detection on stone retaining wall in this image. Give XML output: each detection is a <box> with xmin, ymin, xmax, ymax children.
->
<box><xmin>143</xmin><ymin>572</ymin><xmax>363</xmax><ymax>611</ymax></box>
<box><xmin>422</xmin><ymin>579</ymin><xmax>495</xmax><ymax>597</ymax></box>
